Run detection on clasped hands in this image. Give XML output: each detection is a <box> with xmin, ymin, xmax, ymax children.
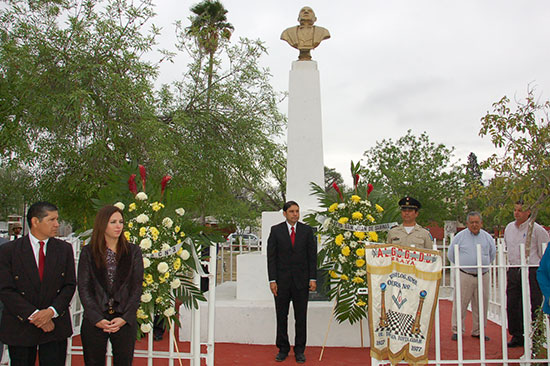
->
<box><xmin>28</xmin><ymin>308</ymin><xmax>55</xmax><ymax>333</ymax></box>
<box><xmin>269</xmin><ymin>280</ymin><xmax>317</xmax><ymax>297</ymax></box>
<box><xmin>95</xmin><ymin>317</ymin><xmax>127</xmax><ymax>333</ymax></box>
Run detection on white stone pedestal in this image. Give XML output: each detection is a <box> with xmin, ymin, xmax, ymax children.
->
<box><xmin>286</xmin><ymin>60</ymin><xmax>325</xmax><ymax>212</ymax></box>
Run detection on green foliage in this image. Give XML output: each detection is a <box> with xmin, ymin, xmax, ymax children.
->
<box><xmin>164</xmin><ymin>19</ymin><xmax>286</xmax><ymax>227</ymax></box>
<box><xmin>0</xmin><ymin>0</ymin><xmax>286</xmax><ymax>230</ymax></box>
<box><xmin>531</xmin><ymin>306</ymin><xmax>547</xmax><ymax>361</ymax></box>
<box><xmin>0</xmin><ymin>0</ymin><xmax>163</xmax><ymax>228</ymax></box>
<box><xmin>479</xmin><ymin>87</ymin><xmax>550</xmax><ymax>249</ymax></box>
<box><xmin>361</xmin><ymin>130</ymin><xmax>465</xmax><ymax>225</ymax></box>
<box><xmin>0</xmin><ymin>163</ymin><xmax>35</xmax><ymax>219</ymax></box>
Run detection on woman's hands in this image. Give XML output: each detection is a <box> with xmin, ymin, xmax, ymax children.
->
<box><xmin>95</xmin><ymin>317</ymin><xmax>127</xmax><ymax>333</ymax></box>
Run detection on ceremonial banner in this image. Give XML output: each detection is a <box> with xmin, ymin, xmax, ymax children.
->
<box><xmin>366</xmin><ymin>244</ymin><xmax>442</xmax><ymax>365</ymax></box>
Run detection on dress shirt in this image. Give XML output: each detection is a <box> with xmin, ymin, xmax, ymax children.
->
<box><xmin>286</xmin><ymin>222</ymin><xmax>296</xmax><ymax>236</ymax></box>
<box><xmin>28</xmin><ymin>233</ymin><xmax>58</xmax><ymax>318</ymax></box>
<box><xmin>504</xmin><ymin>220</ymin><xmax>550</xmax><ymax>265</ymax></box>
<box><xmin>28</xmin><ymin>233</ymin><xmax>49</xmax><ymax>267</ymax></box>
<box><xmin>448</xmin><ymin>229</ymin><xmax>496</xmax><ymax>274</ymax></box>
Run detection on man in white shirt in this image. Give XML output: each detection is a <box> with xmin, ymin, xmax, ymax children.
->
<box><xmin>504</xmin><ymin>200</ymin><xmax>550</xmax><ymax>347</ymax></box>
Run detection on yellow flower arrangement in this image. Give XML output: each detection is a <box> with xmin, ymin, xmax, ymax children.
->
<box><xmin>313</xmin><ymin>163</ymin><xmax>385</xmax><ymax>325</ymax></box>
<box><xmin>338</xmin><ymin>217</ymin><xmax>349</xmax><ymax>224</ymax></box>
<box><xmin>368</xmin><ymin>231</ymin><xmax>378</xmax><ymax>242</ymax></box>
<box><xmin>341</xmin><ymin>246</ymin><xmax>351</xmax><ymax>256</ymax></box>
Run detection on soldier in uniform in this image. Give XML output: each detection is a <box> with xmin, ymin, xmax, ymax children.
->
<box><xmin>387</xmin><ymin>196</ymin><xmax>433</xmax><ymax>249</ymax></box>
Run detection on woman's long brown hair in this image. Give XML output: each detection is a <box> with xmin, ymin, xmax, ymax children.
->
<box><xmin>90</xmin><ymin>205</ymin><xmax>130</xmax><ymax>268</ymax></box>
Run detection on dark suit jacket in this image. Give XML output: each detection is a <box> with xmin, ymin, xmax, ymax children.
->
<box><xmin>267</xmin><ymin>221</ymin><xmax>317</xmax><ymax>289</ymax></box>
<box><xmin>77</xmin><ymin>243</ymin><xmax>143</xmax><ymax>327</ymax></box>
<box><xmin>0</xmin><ymin>236</ymin><xmax>76</xmax><ymax>346</ymax></box>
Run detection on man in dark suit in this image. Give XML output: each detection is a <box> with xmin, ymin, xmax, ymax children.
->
<box><xmin>267</xmin><ymin>201</ymin><xmax>317</xmax><ymax>363</ymax></box>
<box><xmin>0</xmin><ymin>201</ymin><xmax>76</xmax><ymax>366</ymax></box>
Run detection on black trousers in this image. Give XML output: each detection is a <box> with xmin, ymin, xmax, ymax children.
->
<box><xmin>507</xmin><ymin>267</ymin><xmax>543</xmax><ymax>338</ymax></box>
<box><xmin>274</xmin><ymin>280</ymin><xmax>309</xmax><ymax>355</ymax></box>
<box><xmin>8</xmin><ymin>339</ymin><xmax>67</xmax><ymax>366</ymax></box>
<box><xmin>81</xmin><ymin>315</ymin><xmax>137</xmax><ymax>366</ymax></box>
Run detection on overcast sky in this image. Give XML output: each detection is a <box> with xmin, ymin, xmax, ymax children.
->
<box><xmin>149</xmin><ymin>0</ymin><xmax>550</xmax><ymax>184</ymax></box>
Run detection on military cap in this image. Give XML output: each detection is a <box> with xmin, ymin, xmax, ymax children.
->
<box><xmin>398</xmin><ymin>196</ymin><xmax>421</xmax><ymax>210</ymax></box>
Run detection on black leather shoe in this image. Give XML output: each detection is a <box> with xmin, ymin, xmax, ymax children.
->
<box><xmin>472</xmin><ymin>334</ymin><xmax>490</xmax><ymax>341</ymax></box>
<box><xmin>507</xmin><ymin>337</ymin><xmax>524</xmax><ymax>347</ymax></box>
<box><xmin>275</xmin><ymin>352</ymin><xmax>288</xmax><ymax>362</ymax></box>
<box><xmin>451</xmin><ymin>334</ymin><xmax>457</xmax><ymax>341</ymax></box>
<box><xmin>295</xmin><ymin>353</ymin><xmax>306</xmax><ymax>363</ymax></box>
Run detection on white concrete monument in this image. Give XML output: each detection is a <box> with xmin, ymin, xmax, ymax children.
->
<box><xmin>285</xmin><ymin>60</ymin><xmax>325</xmax><ymax>214</ymax></box>
<box><xmin>180</xmin><ymin>8</ymin><xmax>366</xmax><ymax>348</ymax></box>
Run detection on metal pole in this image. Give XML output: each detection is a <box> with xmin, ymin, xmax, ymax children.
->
<box><xmin>520</xmin><ymin>243</ymin><xmax>532</xmax><ymax>360</ymax></box>
<box><xmin>454</xmin><ymin>243</ymin><xmax>464</xmax><ymax>363</ymax></box>
<box><xmin>476</xmin><ymin>244</ymin><xmax>487</xmax><ymax>366</ymax></box>
<box><xmin>207</xmin><ymin>244</ymin><xmax>217</xmax><ymax>366</ymax></box>
<box><xmin>191</xmin><ymin>272</ymin><xmax>201</xmax><ymax>366</ymax></box>
<box><xmin>498</xmin><ymin>240</ymin><xmax>509</xmax><ymax>363</ymax></box>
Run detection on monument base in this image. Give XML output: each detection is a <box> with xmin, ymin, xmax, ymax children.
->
<box><xmin>178</xmin><ymin>281</ymin><xmax>370</xmax><ymax>347</ymax></box>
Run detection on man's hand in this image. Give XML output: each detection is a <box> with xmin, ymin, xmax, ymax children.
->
<box><xmin>105</xmin><ymin>317</ymin><xmax>127</xmax><ymax>333</ymax></box>
<box><xmin>309</xmin><ymin>280</ymin><xmax>317</xmax><ymax>292</ymax></box>
<box><xmin>95</xmin><ymin>319</ymin><xmax>112</xmax><ymax>331</ymax></box>
<box><xmin>270</xmin><ymin>282</ymin><xmax>278</xmax><ymax>297</ymax></box>
<box><xmin>40</xmin><ymin>320</ymin><xmax>55</xmax><ymax>333</ymax></box>
<box><xmin>29</xmin><ymin>308</ymin><xmax>54</xmax><ymax>328</ymax></box>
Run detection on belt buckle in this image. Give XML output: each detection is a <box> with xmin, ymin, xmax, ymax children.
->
<box><xmin>108</xmin><ymin>307</ymin><xmax>114</xmax><ymax>315</ymax></box>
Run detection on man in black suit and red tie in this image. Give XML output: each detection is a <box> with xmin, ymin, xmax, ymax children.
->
<box><xmin>267</xmin><ymin>201</ymin><xmax>317</xmax><ymax>363</ymax></box>
<box><xmin>0</xmin><ymin>201</ymin><xmax>76</xmax><ymax>366</ymax></box>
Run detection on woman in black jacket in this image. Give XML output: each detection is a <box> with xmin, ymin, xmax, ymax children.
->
<box><xmin>78</xmin><ymin>205</ymin><xmax>144</xmax><ymax>365</ymax></box>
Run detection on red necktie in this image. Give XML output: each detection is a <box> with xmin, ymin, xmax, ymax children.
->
<box><xmin>291</xmin><ymin>227</ymin><xmax>296</xmax><ymax>247</ymax></box>
<box><xmin>38</xmin><ymin>241</ymin><xmax>45</xmax><ymax>281</ymax></box>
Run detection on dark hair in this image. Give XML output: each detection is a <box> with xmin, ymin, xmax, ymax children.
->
<box><xmin>516</xmin><ymin>199</ymin><xmax>525</xmax><ymax>206</ymax></box>
<box><xmin>90</xmin><ymin>205</ymin><xmax>129</xmax><ymax>268</ymax></box>
<box><xmin>27</xmin><ymin>201</ymin><xmax>58</xmax><ymax>227</ymax></box>
<box><xmin>283</xmin><ymin>201</ymin><xmax>299</xmax><ymax>212</ymax></box>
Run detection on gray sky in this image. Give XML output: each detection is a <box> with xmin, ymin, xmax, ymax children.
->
<box><xmin>150</xmin><ymin>0</ymin><xmax>550</xmax><ymax>184</ymax></box>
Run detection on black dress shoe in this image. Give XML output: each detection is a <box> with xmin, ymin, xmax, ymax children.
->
<box><xmin>507</xmin><ymin>337</ymin><xmax>524</xmax><ymax>347</ymax></box>
<box><xmin>472</xmin><ymin>334</ymin><xmax>490</xmax><ymax>341</ymax></box>
<box><xmin>295</xmin><ymin>353</ymin><xmax>306</xmax><ymax>363</ymax></box>
<box><xmin>275</xmin><ymin>352</ymin><xmax>288</xmax><ymax>362</ymax></box>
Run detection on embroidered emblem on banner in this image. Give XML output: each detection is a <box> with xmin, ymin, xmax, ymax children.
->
<box><xmin>366</xmin><ymin>244</ymin><xmax>442</xmax><ymax>365</ymax></box>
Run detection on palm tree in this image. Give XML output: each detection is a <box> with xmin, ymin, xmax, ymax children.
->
<box><xmin>186</xmin><ymin>0</ymin><xmax>233</xmax><ymax>109</ymax></box>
